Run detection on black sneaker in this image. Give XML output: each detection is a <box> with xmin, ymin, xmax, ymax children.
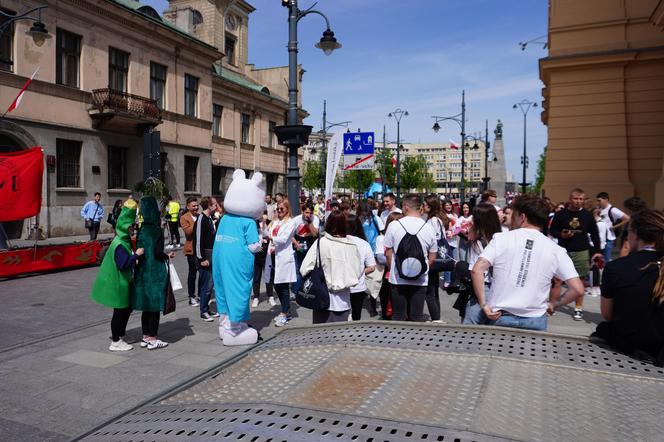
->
<box><xmin>201</xmin><ymin>312</ymin><xmax>214</xmax><ymax>322</ymax></box>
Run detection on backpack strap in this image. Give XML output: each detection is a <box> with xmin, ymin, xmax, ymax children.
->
<box><xmin>396</xmin><ymin>218</ymin><xmax>426</xmax><ymax>235</ymax></box>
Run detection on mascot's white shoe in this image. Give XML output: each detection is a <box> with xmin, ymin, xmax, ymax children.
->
<box><xmin>218</xmin><ymin>314</ymin><xmax>229</xmax><ymax>340</ymax></box>
<box><xmin>220</xmin><ymin>317</ymin><xmax>258</xmax><ymax>346</ymax></box>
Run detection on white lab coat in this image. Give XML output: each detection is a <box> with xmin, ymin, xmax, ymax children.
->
<box><xmin>263</xmin><ymin>218</ymin><xmax>297</xmax><ymax>284</ymax></box>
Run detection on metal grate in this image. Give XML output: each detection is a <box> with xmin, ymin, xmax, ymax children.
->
<box><xmin>84</xmin><ymin>403</ymin><xmax>506</xmax><ymax>442</ymax></box>
<box><xmin>257</xmin><ymin>323</ymin><xmax>664</xmax><ymax>379</ymax></box>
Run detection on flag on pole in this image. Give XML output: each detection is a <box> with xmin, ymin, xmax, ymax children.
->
<box><xmin>449</xmin><ymin>139</ymin><xmax>459</xmax><ymax>150</ymax></box>
<box><xmin>324</xmin><ymin>131</ymin><xmax>344</xmax><ymax>203</ymax></box>
<box><xmin>391</xmin><ymin>156</ymin><xmax>397</xmax><ymax>168</ymax></box>
<box><xmin>6</xmin><ymin>67</ymin><xmax>39</xmax><ymax>114</ymax></box>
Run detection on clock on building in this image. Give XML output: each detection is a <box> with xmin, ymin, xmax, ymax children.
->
<box><xmin>225</xmin><ymin>14</ymin><xmax>237</xmax><ymax>31</ymax></box>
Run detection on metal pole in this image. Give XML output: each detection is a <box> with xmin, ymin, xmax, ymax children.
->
<box><xmin>286</xmin><ymin>0</ymin><xmax>301</xmax><ymax>215</ymax></box>
<box><xmin>522</xmin><ymin>112</ymin><xmax>527</xmax><ymax>194</ymax></box>
<box><xmin>395</xmin><ymin>121</ymin><xmax>401</xmax><ymax>205</ymax></box>
<box><xmin>320</xmin><ymin>99</ymin><xmax>327</xmax><ymax>195</ymax></box>
<box><xmin>460</xmin><ymin>90</ymin><xmax>466</xmax><ymax>206</ymax></box>
<box><xmin>382</xmin><ymin>125</ymin><xmax>387</xmax><ymax>193</ymax></box>
<box><xmin>484</xmin><ymin>119</ymin><xmax>489</xmax><ymax>191</ymax></box>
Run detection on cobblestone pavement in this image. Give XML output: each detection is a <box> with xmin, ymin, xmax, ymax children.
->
<box><xmin>0</xmin><ymin>244</ymin><xmax>601</xmax><ymax>441</ymax></box>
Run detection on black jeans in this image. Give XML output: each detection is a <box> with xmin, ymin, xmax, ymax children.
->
<box><xmin>253</xmin><ymin>250</ymin><xmax>267</xmax><ymax>300</ymax></box>
<box><xmin>350</xmin><ymin>291</ymin><xmax>367</xmax><ymax>321</ymax></box>
<box><xmin>186</xmin><ymin>254</ymin><xmax>197</xmax><ymax>299</ymax></box>
<box><xmin>88</xmin><ymin>221</ymin><xmax>100</xmax><ymax>240</ymax></box>
<box><xmin>141</xmin><ymin>311</ymin><xmax>160</xmax><ymax>337</ymax></box>
<box><xmin>168</xmin><ymin>221</ymin><xmax>180</xmax><ymax>245</ymax></box>
<box><xmin>312</xmin><ymin>309</ymin><xmax>350</xmax><ymax>324</ymax></box>
<box><xmin>392</xmin><ymin>285</ymin><xmax>427</xmax><ymax>322</ymax></box>
<box><xmin>111</xmin><ymin>307</ymin><xmax>132</xmax><ymax>341</ymax></box>
<box><xmin>425</xmin><ymin>270</ymin><xmax>441</xmax><ymax>321</ymax></box>
<box><xmin>379</xmin><ymin>279</ymin><xmax>391</xmax><ymax>320</ymax></box>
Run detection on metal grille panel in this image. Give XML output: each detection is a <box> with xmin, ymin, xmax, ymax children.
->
<box><xmin>80</xmin><ymin>323</ymin><xmax>664</xmax><ymax>442</ymax></box>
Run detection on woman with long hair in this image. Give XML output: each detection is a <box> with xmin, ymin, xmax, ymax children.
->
<box><xmin>461</xmin><ymin>202</ymin><xmax>502</xmax><ymax>325</ymax></box>
<box><xmin>264</xmin><ymin>199</ymin><xmax>298</xmax><ymax>327</ymax></box>
<box><xmin>378</xmin><ymin>212</ymin><xmax>404</xmax><ymax>319</ymax></box>
<box><xmin>346</xmin><ymin>214</ymin><xmax>377</xmax><ymax>320</ymax></box>
<box><xmin>457</xmin><ymin>202</ymin><xmax>473</xmax><ymax>261</ymax></box>
<box><xmin>300</xmin><ymin>212</ymin><xmax>363</xmax><ymax>324</ymax></box>
<box><xmin>108</xmin><ymin>199</ymin><xmax>123</xmax><ymax>232</ymax></box>
<box><xmin>357</xmin><ymin>200</ymin><xmax>384</xmax><ymax>253</ymax></box>
<box><xmin>422</xmin><ymin>195</ymin><xmax>446</xmax><ymax>322</ymax></box>
<box><xmin>592</xmin><ymin>209</ymin><xmax>664</xmax><ymax>364</ymax></box>
<box><xmin>442</xmin><ymin>199</ymin><xmax>459</xmax><ymax>288</ymax></box>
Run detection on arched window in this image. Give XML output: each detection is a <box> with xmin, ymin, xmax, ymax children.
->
<box><xmin>192</xmin><ymin>10</ymin><xmax>204</xmax><ymax>26</ymax></box>
<box><xmin>138</xmin><ymin>6</ymin><xmax>161</xmax><ymax>21</ymax></box>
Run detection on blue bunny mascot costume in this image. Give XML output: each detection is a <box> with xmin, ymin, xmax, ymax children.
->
<box><xmin>213</xmin><ymin>169</ymin><xmax>266</xmax><ymax>345</ymax></box>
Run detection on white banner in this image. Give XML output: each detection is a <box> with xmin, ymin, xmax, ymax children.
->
<box><xmin>324</xmin><ymin>131</ymin><xmax>344</xmax><ymax>202</ymax></box>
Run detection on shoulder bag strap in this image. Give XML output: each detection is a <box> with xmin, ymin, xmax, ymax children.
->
<box><xmin>91</xmin><ymin>203</ymin><xmax>100</xmax><ymax>220</ymax></box>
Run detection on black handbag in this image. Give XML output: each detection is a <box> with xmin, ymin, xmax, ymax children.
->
<box><xmin>295</xmin><ymin>240</ymin><xmax>330</xmax><ymax>310</ymax></box>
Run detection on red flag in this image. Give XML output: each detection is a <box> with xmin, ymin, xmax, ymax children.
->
<box><xmin>391</xmin><ymin>156</ymin><xmax>397</xmax><ymax>168</ymax></box>
<box><xmin>6</xmin><ymin>68</ymin><xmax>39</xmax><ymax>114</ymax></box>
<box><xmin>0</xmin><ymin>147</ymin><xmax>44</xmax><ymax>221</ymax></box>
<box><xmin>449</xmin><ymin>139</ymin><xmax>459</xmax><ymax>150</ymax></box>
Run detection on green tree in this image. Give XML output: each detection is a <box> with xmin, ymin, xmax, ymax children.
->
<box><xmin>400</xmin><ymin>154</ymin><xmax>428</xmax><ymax>192</ymax></box>
<box><xmin>533</xmin><ymin>147</ymin><xmax>547</xmax><ymax>195</ymax></box>
<box><xmin>302</xmin><ymin>160</ymin><xmax>322</xmax><ymax>192</ymax></box>
<box><xmin>374</xmin><ymin>147</ymin><xmax>395</xmax><ymax>189</ymax></box>
<box><xmin>420</xmin><ymin>171</ymin><xmax>436</xmax><ymax>193</ymax></box>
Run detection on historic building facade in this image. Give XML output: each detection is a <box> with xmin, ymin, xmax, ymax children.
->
<box><xmin>0</xmin><ymin>0</ymin><xmax>298</xmax><ymax>239</ymax></box>
<box><xmin>540</xmin><ymin>0</ymin><xmax>664</xmax><ymax>208</ymax></box>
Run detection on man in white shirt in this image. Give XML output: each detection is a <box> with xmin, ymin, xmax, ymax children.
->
<box><xmin>384</xmin><ymin>194</ymin><xmax>437</xmax><ymax>322</ymax></box>
<box><xmin>597</xmin><ymin>192</ymin><xmax>630</xmax><ymax>263</ymax></box>
<box><xmin>471</xmin><ymin>195</ymin><xmax>584</xmax><ymax>331</ymax></box>
<box><xmin>379</xmin><ymin>192</ymin><xmax>403</xmax><ymax>225</ymax></box>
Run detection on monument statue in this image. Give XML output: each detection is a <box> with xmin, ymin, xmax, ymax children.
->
<box><xmin>494</xmin><ymin>119</ymin><xmax>503</xmax><ymax>139</ymax></box>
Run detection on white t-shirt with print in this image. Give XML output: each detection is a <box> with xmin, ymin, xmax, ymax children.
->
<box><xmin>445</xmin><ymin>213</ymin><xmax>460</xmax><ymax>248</ymax></box>
<box><xmin>347</xmin><ymin>235</ymin><xmax>376</xmax><ymax>293</ymax></box>
<box><xmin>600</xmin><ymin>204</ymin><xmax>625</xmax><ymax>241</ymax></box>
<box><xmin>480</xmin><ymin>228</ymin><xmax>578</xmax><ymax>317</ymax></box>
<box><xmin>384</xmin><ymin>216</ymin><xmax>437</xmax><ymax>287</ymax></box>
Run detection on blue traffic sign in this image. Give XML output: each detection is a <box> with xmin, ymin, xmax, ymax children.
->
<box><xmin>343</xmin><ymin>132</ymin><xmax>374</xmax><ymax>155</ymax></box>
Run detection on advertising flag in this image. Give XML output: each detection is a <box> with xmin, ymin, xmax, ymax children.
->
<box><xmin>0</xmin><ymin>147</ymin><xmax>44</xmax><ymax>221</ymax></box>
<box><xmin>324</xmin><ymin>131</ymin><xmax>344</xmax><ymax>202</ymax></box>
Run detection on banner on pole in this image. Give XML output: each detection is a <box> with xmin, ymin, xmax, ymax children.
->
<box><xmin>0</xmin><ymin>147</ymin><xmax>44</xmax><ymax>222</ymax></box>
<box><xmin>325</xmin><ymin>131</ymin><xmax>344</xmax><ymax>202</ymax></box>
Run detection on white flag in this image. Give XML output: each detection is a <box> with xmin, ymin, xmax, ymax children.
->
<box><xmin>324</xmin><ymin>131</ymin><xmax>344</xmax><ymax>203</ymax></box>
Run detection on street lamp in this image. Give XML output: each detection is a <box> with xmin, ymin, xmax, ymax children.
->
<box><xmin>274</xmin><ymin>0</ymin><xmax>341</xmax><ymax>215</ymax></box>
<box><xmin>388</xmin><ymin>108</ymin><xmax>408</xmax><ymax>205</ymax></box>
<box><xmin>463</xmin><ymin>133</ymin><xmax>482</xmax><ymax>194</ymax></box>
<box><xmin>432</xmin><ymin>90</ymin><xmax>468</xmax><ymax>205</ymax></box>
<box><xmin>0</xmin><ymin>6</ymin><xmax>51</xmax><ymax>66</ymax></box>
<box><xmin>318</xmin><ymin>100</ymin><xmax>350</xmax><ymax>194</ymax></box>
<box><xmin>513</xmin><ymin>99</ymin><xmax>538</xmax><ymax>194</ymax></box>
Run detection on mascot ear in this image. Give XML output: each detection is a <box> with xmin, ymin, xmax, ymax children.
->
<box><xmin>251</xmin><ymin>172</ymin><xmax>264</xmax><ymax>188</ymax></box>
<box><xmin>232</xmin><ymin>169</ymin><xmax>246</xmax><ymax>181</ymax></box>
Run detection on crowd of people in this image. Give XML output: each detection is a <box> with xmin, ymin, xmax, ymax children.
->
<box><xmin>88</xmin><ymin>183</ymin><xmax>664</xmax><ymax>366</ymax></box>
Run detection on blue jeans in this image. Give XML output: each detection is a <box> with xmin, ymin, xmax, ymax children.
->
<box><xmin>489</xmin><ymin>312</ymin><xmax>547</xmax><ymax>331</ymax></box>
<box><xmin>462</xmin><ymin>297</ymin><xmax>488</xmax><ymax>325</ymax></box>
<box><xmin>292</xmin><ymin>252</ymin><xmax>305</xmax><ymax>295</ymax></box>
<box><xmin>603</xmin><ymin>240</ymin><xmax>614</xmax><ymax>263</ymax></box>
<box><xmin>197</xmin><ymin>267</ymin><xmax>213</xmax><ymax>315</ymax></box>
<box><xmin>443</xmin><ymin>245</ymin><xmax>459</xmax><ymax>284</ymax></box>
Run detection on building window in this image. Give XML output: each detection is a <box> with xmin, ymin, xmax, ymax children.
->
<box><xmin>0</xmin><ymin>8</ymin><xmax>15</xmax><ymax>72</ymax></box>
<box><xmin>268</xmin><ymin>120</ymin><xmax>276</xmax><ymax>148</ymax></box>
<box><xmin>192</xmin><ymin>10</ymin><xmax>203</xmax><ymax>26</ymax></box>
<box><xmin>56</xmin><ymin>139</ymin><xmax>82</xmax><ymax>188</ymax></box>
<box><xmin>150</xmin><ymin>62</ymin><xmax>167</xmax><ymax>109</ymax></box>
<box><xmin>109</xmin><ymin>47</ymin><xmax>129</xmax><ymax>92</ymax></box>
<box><xmin>241</xmin><ymin>113</ymin><xmax>251</xmax><ymax>144</ymax></box>
<box><xmin>56</xmin><ymin>29</ymin><xmax>81</xmax><ymax>88</ymax></box>
<box><xmin>225</xmin><ymin>34</ymin><xmax>236</xmax><ymax>65</ymax></box>
<box><xmin>108</xmin><ymin>146</ymin><xmax>127</xmax><ymax>189</ymax></box>
<box><xmin>212</xmin><ymin>104</ymin><xmax>223</xmax><ymax>137</ymax></box>
<box><xmin>184</xmin><ymin>156</ymin><xmax>199</xmax><ymax>192</ymax></box>
<box><xmin>184</xmin><ymin>74</ymin><xmax>198</xmax><ymax>117</ymax></box>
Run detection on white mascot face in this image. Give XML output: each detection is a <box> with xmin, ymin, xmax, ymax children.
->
<box><xmin>223</xmin><ymin>169</ymin><xmax>267</xmax><ymax>219</ymax></box>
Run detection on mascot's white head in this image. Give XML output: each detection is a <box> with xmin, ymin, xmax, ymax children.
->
<box><xmin>223</xmin><ymin>169</ymin><xmax>266</xmax><ymax>219</ymax></box>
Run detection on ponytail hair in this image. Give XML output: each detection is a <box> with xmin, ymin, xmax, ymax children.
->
<box><xmin>630</xmin><ymin>210</ymin><xmax>664</xmax><ymax>303</ymax></box>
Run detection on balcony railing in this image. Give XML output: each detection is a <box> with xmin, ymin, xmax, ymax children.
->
<box><xmin>91</xmin><ymin>88</ymin><xmax>162</xmax><ymax>121</ymax></box>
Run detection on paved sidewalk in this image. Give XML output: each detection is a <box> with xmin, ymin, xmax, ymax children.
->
<box><xmin>0</xmin><ymin>252</ymin><xmax>602</xmax><ymax>441</ymax></box>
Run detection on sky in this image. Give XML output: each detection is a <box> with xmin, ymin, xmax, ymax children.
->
<box><xmin>146</xmin><ymin>0</ymin><xmax>548</xmax><ymax>183</ymax></box>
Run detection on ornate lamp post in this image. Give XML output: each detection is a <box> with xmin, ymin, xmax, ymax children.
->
<box><xmin>0</xmin><ymin>6</ymin><xmax>51</xmax><ymax>67</ymax></box>
<box><xmin>513</xmin><ymin>99</ymin><xmax>538</xmax><ymax>194</ymax></box>
<box><xmin>388</xmin><ymin>108</ymin><xmax>408</xmax><ymax>205</ymax></box>
<box><xmin>432</xmin><ymin>90</ymin><xmax>467</xmax><ymax>205</ymax></box>
<box><xmin>274</xmin><ymin>0</ymin><xmax>341</xmax><ymax>215</ymax></box>
<box><xmin>318</xmin><ymin>100</ymin><xmax>350</xmax><ymax>194</ymax></box>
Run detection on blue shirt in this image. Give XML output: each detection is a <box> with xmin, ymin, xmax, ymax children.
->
<box><xmin>81</xmin><ymin>201</ymin><xmax>104</xmax><ymax>221</ymax></box>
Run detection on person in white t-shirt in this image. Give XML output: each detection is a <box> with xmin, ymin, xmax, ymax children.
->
<box><xmin>347</xmin><ymin>215</ymin><xmax>377</xmax><ymax>320</ymax></box>
<box><xmin>379</xmin><ymin>193</ymin><xmax>403</xmax><ymax>225</ymax></box>
<box><xmin>384</xmin><ymin>194</ymin><xmax>438</xmax><ymax>322</ymax></box>
<box><xmin>596</xmin><ymin>192</ymin><xmax>630</xmax><ymax>263</ymax></box>
<box><xmin>471</xmin><ymin>195</ymin><xmax>584</xmax><ymax>331</ymax></box>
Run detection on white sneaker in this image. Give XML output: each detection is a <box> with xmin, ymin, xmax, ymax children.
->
<box><xmin>590</xmin><ymin>286</ymin><xmax>601</xmax><ymax>297</ymax></box>
<box><xmin>268</xmin><ymin>297</ymin><xmax>276</xmax><ymax>307</ymax></box>
<box><xmin>146</xmin><ymin>339</ymin><xmax>168</xmax><ymax>350</ymax></box>
<box><xmin>275</xmin><ymin>315</ymin><xmax>288</xmax><ymax>327</ymax></box>
<box><xmin>165</xmin><ymin>244</ymin><xmax>173</xmax><ymax>250</ymax></box>
<box><xmin>252</xmin><ymin>298</ymin><xmax>259</xmax><ymax>308</ymax></box>
<box><xmin>109</xmin><ymin>340</ymin><xmax>133</xmax><ymax>352</ymax></box>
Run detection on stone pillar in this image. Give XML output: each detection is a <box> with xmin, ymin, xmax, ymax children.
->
<box><xmin>488</xmin><ymin>121</ymin><xmax>508</xmax><ymax>206</ymax></box>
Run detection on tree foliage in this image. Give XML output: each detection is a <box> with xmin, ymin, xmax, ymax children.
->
<box><xmin>400</xmin><ymin>155</ymin><xmax>429</xmax><ymax>192</ymax></box>
<box><xmin>533</xmin><ymin>147</ymin><xmax>547</xmax><ymax>195</ymax></box>
<box><xmin>374</xmin><ymin>147</ymin><xmax>395</xmax><ymax>189</ymax></box>
<box><xmin>302</xmin><ymin>160</ymin><xmax>323</xmax><ymax>192</ymax></box>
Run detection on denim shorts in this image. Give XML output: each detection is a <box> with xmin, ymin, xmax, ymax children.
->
<box><xmin>489</xmin><ymin>311</ymin><xmax>547</xmax><ymax>331</ymax></box>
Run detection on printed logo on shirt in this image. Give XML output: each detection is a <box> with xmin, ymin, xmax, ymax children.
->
<box><xmin>516</xmin><ymin>240</ymin><xmax>534</xmax><ymax>287</ymax></box>
<box><xmin>569</xmin><ymin>217</ymin><xmax>580</xmax><ymax>230</ymax></box>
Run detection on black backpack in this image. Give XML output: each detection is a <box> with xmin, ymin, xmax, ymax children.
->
<box><xmin>394</xmin><ymin>219</ymin><xmax>428</xmax><ymax>281</ymax></box>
